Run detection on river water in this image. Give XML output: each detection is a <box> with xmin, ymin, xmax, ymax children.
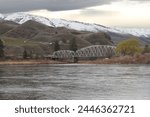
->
<box><xmin>0</xmin><ymin>64</ymin><xmax>149</xmax><ymax>100</ymax></box>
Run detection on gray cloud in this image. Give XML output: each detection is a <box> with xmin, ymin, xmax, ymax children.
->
<box><xmin>80</xmin><ymin>9</ymin><xmax>119</xmax><ymax>16</ymax></box>
<box><xmin>0</xmin><ymin>0</ymin><xmax>117</xmax><ymax>13</ymax></box>
<box><xmin>129</xmin><ymin>0</ymin><xmax>150</xmax><ymax>2</ymax></box>
<box><xmin>129</xmin><ymin>0</ymin><xmax>149</xmax><ymax>2</ymax></box>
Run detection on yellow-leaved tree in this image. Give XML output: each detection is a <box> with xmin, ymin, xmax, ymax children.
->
<box><xmin>116</xmin><ymin>38</ymin><xmax>142</xmax><ymax>56</ymax></box>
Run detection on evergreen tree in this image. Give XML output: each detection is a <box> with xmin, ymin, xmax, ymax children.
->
<box><xmin>54</xmin><ymin>40</ymin><xmax>60</xmax><ymax>51</ymax></box>
<box><xmin>70</xmin><ymin>38</ymin><xmax>77</xmax><ymax>52</ymax></box>
<box><xmin>23</xmin><ymin>49</ymin><xmax>28</xmax><ymax>59</ymax></box>
<box><xmin>0</xmin><ymin>39</ymin><xmax>4</xmax><ymax>58</ymax></box>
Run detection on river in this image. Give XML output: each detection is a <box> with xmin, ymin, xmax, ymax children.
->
<box><xmin>0</xmin><ymin>64</ymin><xmax>149</xmax><ymax>100</ymax></box>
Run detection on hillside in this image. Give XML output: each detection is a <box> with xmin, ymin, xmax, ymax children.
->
<box><xmin>0</xmin><ymin>20</ymin><xmax>19</xmax><ymax>35</ymax></box>
<box><xmin>0</xmin><ymin>20</ymin><xmax>113</xmax><ymax>59</ymax></box>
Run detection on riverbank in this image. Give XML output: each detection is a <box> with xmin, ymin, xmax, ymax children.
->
<box><xmin>0</xmin><ymin>59</ymin><xmax>66</xmax><ymax>65</ymax></box>
<box><xmin>0</xmin><ymin>53</ymin><xmax>150</xmax><ymax>65</ymax></box>
<box><xmin>79</xmin><ymin>53</ymin><xmax>150</xmax><ymax>64</ymax></box>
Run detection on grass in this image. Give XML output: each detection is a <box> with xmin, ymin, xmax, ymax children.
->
<box><xmin>2</xmin><ymin>37</ymin><xmax>38</xmax><ymax>46</ymax></box>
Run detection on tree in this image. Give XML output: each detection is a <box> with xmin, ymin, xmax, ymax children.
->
<box><xmin>70</xmin><ymin>38</ymin><xmax>77</xmax><ymax>52</ymax></box>
<box><xmin>116</xmin><ymin>38</ymin><xmax>142</xmax><ymax>56</ymax></box>
<box><xmin>54</xmin><ymin>40</ymin><xmax>60</xmax><ymax>51</ymax></box>
<box><xmin>23</xmin><ymin>49</ymin><xmax>28</xmax><ymax>59</ymax></box>
<box><xmin>69</xmin><ymin>38</ymin><xmax>78</xmax><ymax>63</ymax></box>
<box><xmin>0</xmin><ymin>39</ymin><xmax>4</xmax><ymax>58</ymax></box>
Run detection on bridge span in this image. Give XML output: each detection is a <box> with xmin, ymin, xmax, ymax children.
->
<box><xmin>52</xmin><ymin>45</ymin><xmax>116</xmax><ymax>59</ymax></box>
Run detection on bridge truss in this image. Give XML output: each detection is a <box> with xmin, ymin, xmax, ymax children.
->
<box><xmin>52</xmin><ymin>45</ymin><xmax>116</xmax><ymax>59</ymax></box>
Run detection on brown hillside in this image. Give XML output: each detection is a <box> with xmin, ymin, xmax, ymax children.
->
<box><xmin>0</xmin><ymin>20</ymin><xmax>19</xmax><ymax>35</ymax></box>
<box><xmin>4</xmin><ymin>20</ymin><xmax>72</xmax><ymax>39</ymax></box>
<box><xmin>4</xmin><ymin>20</ymin><xmax>55</xmax><ymax>39</ymax></box>
<box><xmin>1</xmin><ymin>20</ymin><xmax>114</xmax><ymax>59</ymax></box>
<box><xmin>50</xmin><ymin>33</ymin><xmax>92</xmax><ymax>49</ymax></box>
<box><xmin>84</xmin><ymin>32</ymin><xmax>114</xmax><ymax>45</ymax></box>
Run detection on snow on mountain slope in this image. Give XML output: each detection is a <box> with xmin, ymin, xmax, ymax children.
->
<box><xmin>1</xmin><ymin>12</ymin><xmax>150</xmax><ymax>38</ymax></box>
<box><xmin>114</xmin><ymin>27</ymin><xmax>150</xmax><ymax>38</ymax></box>
<box><xmin>2</xmin><ymin>12</ymin><xmax>119</xmax><ymax>33</ymax></box>
<box><xmin>0</xmin><ymin>13</ymin><xmax>4</xmax><ymax>19</ymax></box>
<box><xmin>3</xmin><ymin>12</ymin><xmax>55</xmax><ymax>26</ymax></box>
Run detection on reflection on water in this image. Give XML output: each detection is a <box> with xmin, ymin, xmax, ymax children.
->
<box><xmin>0</xmin><ymin>64</ymin><xmax>150</xmax><ymax>100</ymax></box>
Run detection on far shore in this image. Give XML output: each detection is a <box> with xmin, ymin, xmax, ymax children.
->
<box><xmin>0</xmin><ymin>53</ymin><xmax>150</xmax><ymax>65</ymax></box>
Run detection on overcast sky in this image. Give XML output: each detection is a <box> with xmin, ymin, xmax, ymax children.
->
<box><xmin>0</xmin><ymin>0</ymin><xmax>150</xmax><ymax>27</ymax></box>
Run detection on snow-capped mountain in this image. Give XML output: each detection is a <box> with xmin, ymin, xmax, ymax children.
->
<box><xmin>0</xmin><ymin>12</ymin><xmax>150</xmax><ymax>38</ymax></box>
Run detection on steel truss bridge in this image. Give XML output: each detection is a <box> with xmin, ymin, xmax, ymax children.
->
<box><xmin>52</xmin><ymin>45</ymin><xmax>116</xmax><ymax>59</ymax></box>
